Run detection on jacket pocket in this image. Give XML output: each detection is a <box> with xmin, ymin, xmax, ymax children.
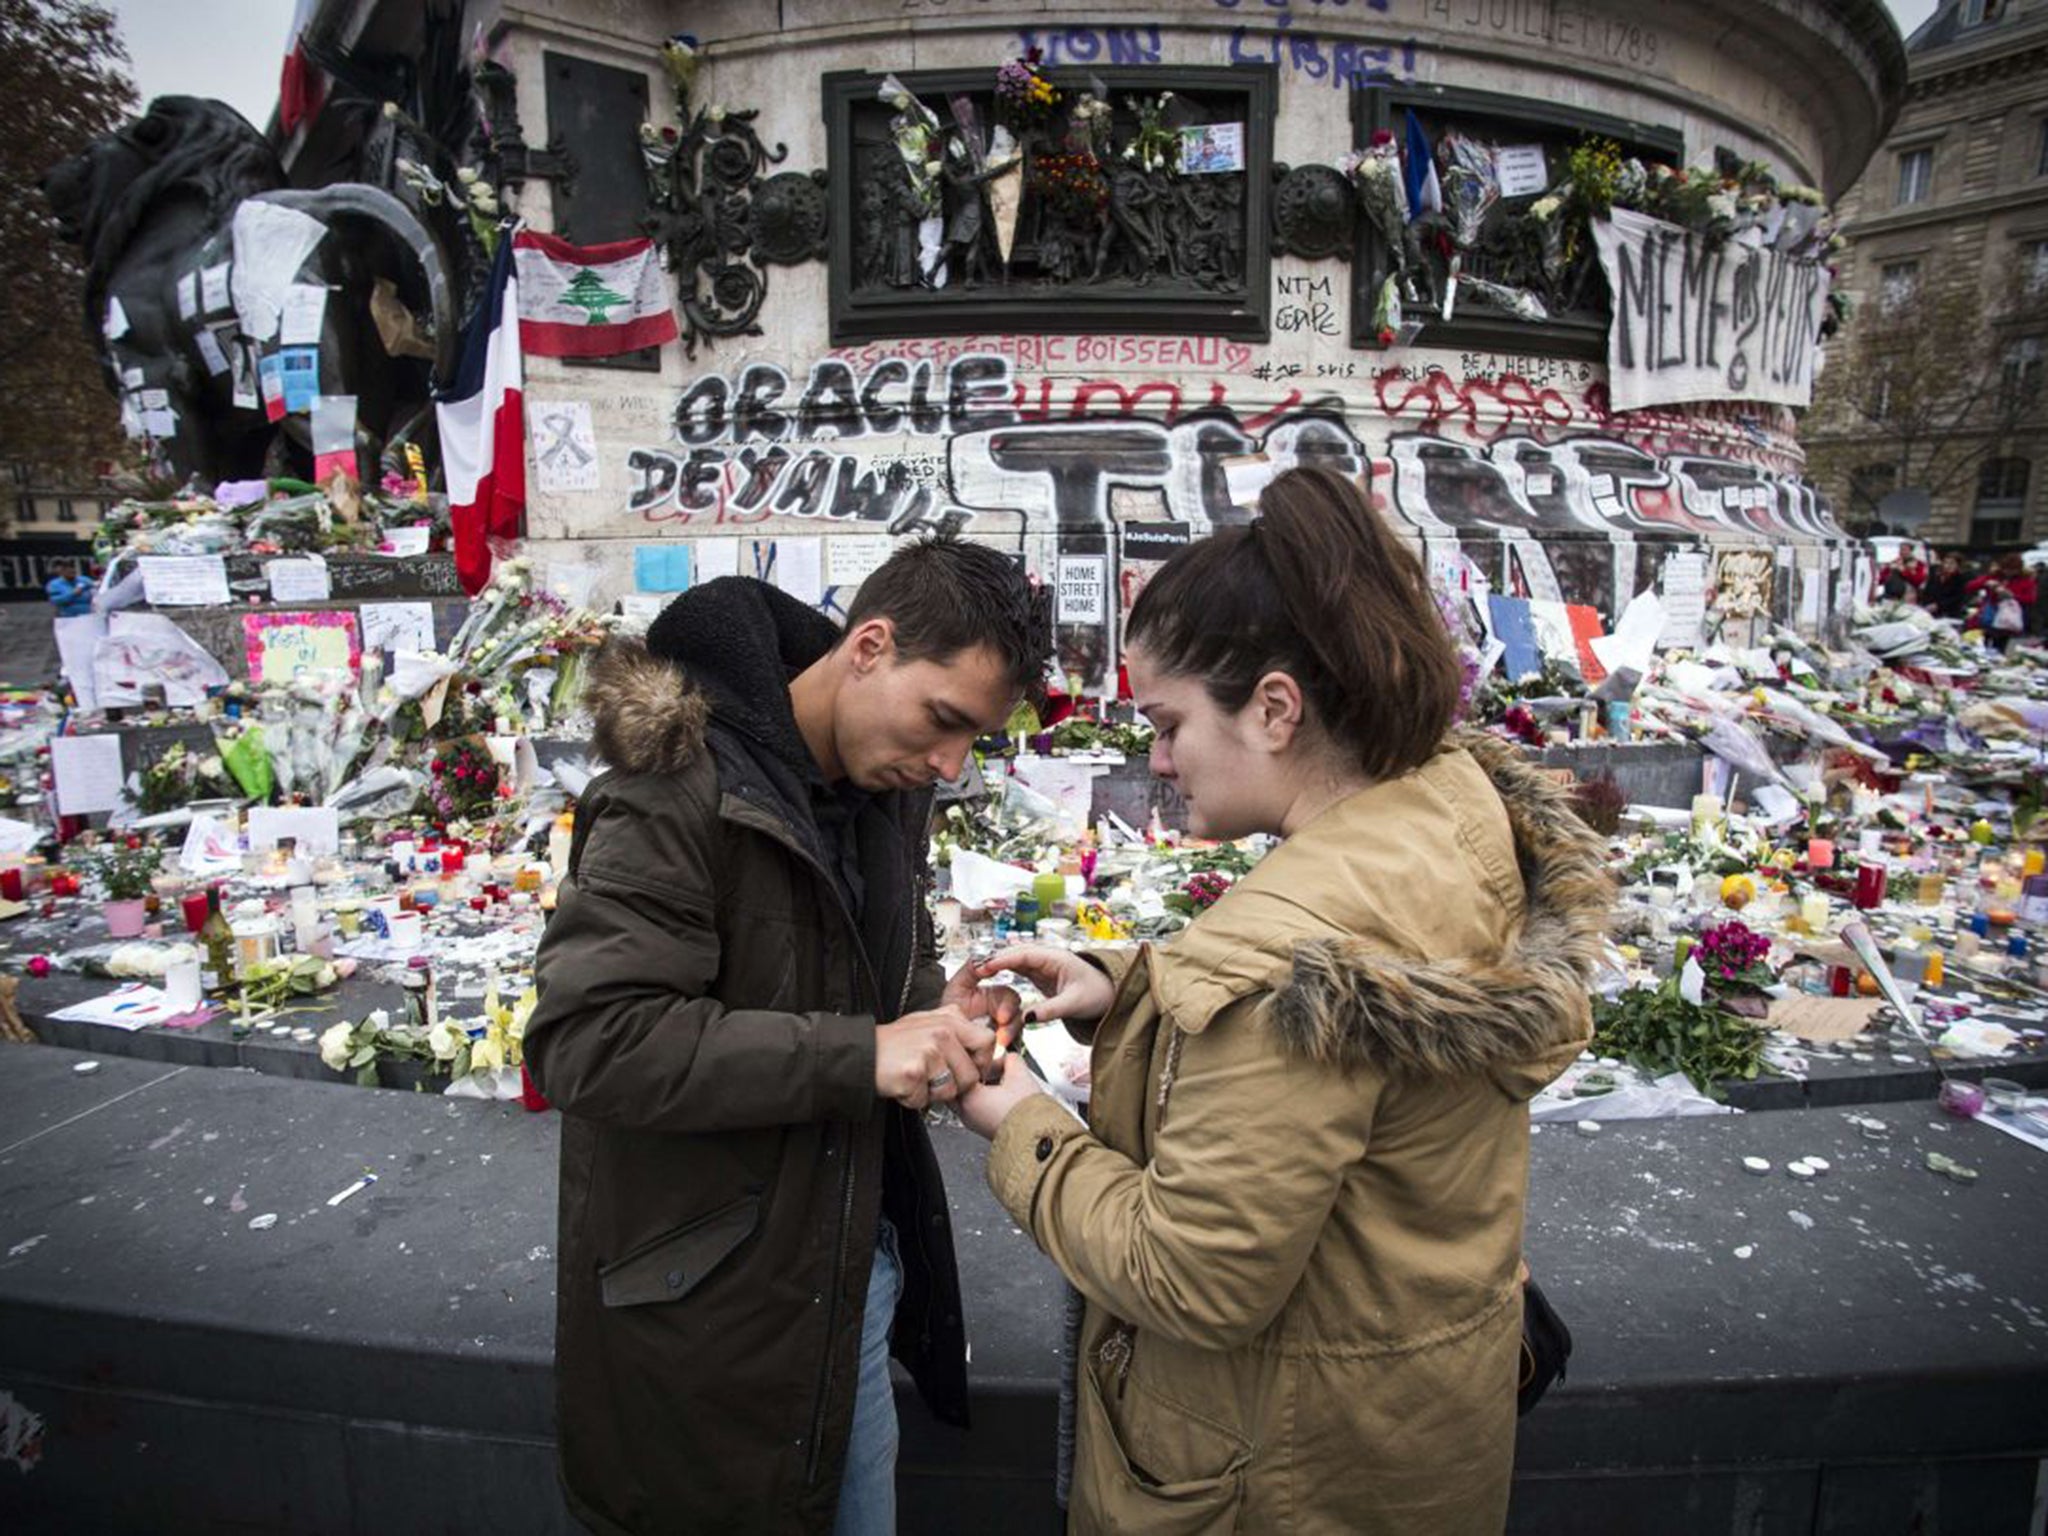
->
<box><xmin>596</xmin><ymin>1194</ymin><xmax>759</xmax><ymax>1308</ymax></box>
<box><xmin>1074</xmin><ymin>1346</ymin><xmax>1249</xmax><ymax>1535</ymax></box>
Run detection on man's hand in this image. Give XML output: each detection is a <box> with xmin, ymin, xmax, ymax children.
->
<box><xmin>958</xmin><ymin>1053</ymin><xmax>1047</xmax><ymax>1140</ymax></box>
<box><xmin>875</xmin><ymin>1006</ymin><xmax>994</xmax><ymax>1110</ymax></box>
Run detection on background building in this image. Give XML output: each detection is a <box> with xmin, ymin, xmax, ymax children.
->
<box><xmin>1806</xmin><ymin>0</ymin><xmax>2048</xmax><ymax>548</ymax></box>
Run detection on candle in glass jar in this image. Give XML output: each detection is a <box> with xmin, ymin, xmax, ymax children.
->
<box><xmin>1807</xmin><ymin>839</ymin><xmax>1835</xmax><ymax>870</ymax></box>
<box><xmin>1854</xmin><ymin>859</ymin><xmax>1888</xmax><ymax>910</ymax></box>
<box><xmin>181</xmin><ymin>890</ymin><xmax>211</xmax><ymax>933</ymax></box>
<box><xmin>1800</xmin><ymin>892</ymin><xmax>1830</xmax><ymax>932</ymax></box>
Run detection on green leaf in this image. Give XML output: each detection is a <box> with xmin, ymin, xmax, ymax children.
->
<box><xmin>348</xmin><ymin>1045</ymin><xmax>376</xmax><ymax>1068</ymax></box>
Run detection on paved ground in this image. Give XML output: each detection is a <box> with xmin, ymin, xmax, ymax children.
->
<box><xmin>0</xmin><ymin>602</ymin><xmax>61</xmax><ymax>689</ymax></box>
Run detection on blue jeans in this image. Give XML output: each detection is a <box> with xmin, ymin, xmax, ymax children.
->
<box><xmin>832</xmin><ymin>1219</ymin><xmax>901</xmax><ymax>1536</ymax></box>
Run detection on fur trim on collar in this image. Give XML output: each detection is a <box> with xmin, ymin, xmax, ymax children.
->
<box><xmin>1269</xmin><ymin>729</ymin><xmax>1613</xmax><ymax>1088</ymax></box>
<box><xmin>584</xmin><ymin>638</ymin><xmax>710</xmax><ymax>777</ymax></box>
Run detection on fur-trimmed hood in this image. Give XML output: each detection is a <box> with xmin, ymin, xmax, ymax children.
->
<box><xmin>1151</xmin><ymin>729</ymin><xmax>1612</xmax><ymax>1101</ymax></box>
<box><xmin>582</xmin><ymin>577</ymin><xmax>838</xmax><ymax>778</ymax></box>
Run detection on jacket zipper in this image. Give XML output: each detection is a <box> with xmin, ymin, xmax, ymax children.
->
<box><xmin>726</xmin><ymin>793</ymin><xmax>930</xmax><ymax>1487</ymax></box>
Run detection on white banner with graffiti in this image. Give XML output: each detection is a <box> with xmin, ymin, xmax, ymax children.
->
<box><xmin>1592</xmin><ymin>207</ymin><xmax>1831</xmax><ymax>413</ymax></box>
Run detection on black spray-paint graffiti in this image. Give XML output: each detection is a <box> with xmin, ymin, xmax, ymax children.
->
<box><xmin>626</xmin><ymin>354</ymin><xmax>1363</xmax><ymax>538</ymax></box>
<box><xmin>1383</xmin><ymin>430</ymin><xmax>1844</xmax><ymax>618</ymax></box>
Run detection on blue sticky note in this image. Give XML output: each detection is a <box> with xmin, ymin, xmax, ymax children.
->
<box><xmin>278</xmin><ymin>347</ymin><xmax>320</xmax><ymax>413</ymax></box>
<box><xmin>634</xmin><ymin>545</ymin><xmax>692</xmax><ymax>593</ymax></box>
<box><xmin>1487</xmin><ymin>595</ymin><xmax>1543</xmax><ymax>683</ymax></box>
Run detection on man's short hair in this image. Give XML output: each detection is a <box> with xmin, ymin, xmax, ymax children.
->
<box><xmin>843</xmin><ymin>534</ymin><xmax>1049</xmax><ymax>704</ymax></box>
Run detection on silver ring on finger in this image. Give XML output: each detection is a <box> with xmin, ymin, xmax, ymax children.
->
<box><xmin>926</xmin><ymin>1069</ymin><xmax>954</xmax><ymax>1091</ymax></box>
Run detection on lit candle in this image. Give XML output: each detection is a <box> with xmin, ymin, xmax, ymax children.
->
<box><xmin>1800</xmin><ymin>892</ymin><xmax>1830</xmax><ymax>933</ymax></box>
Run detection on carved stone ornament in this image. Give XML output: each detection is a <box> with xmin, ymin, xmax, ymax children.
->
<box><xmin>1271</xmin><ymin>163</ymin><xmax>1355</xmax><ymax>261</ymax></box>
<box><xmin>642</xmin><ymin>39</ymin><xmax>830</xmax><ymax>358</ymax></box>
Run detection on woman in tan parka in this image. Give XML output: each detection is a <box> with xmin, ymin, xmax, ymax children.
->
<box><xmin>959</xmin><ymin>467</ymin><xmax>1612</xmax><ymax>1534</ymax></box>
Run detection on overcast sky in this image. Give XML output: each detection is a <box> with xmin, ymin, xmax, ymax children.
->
<box><xmin>108</xmin><ymin>0</ymin><xmax>1946</xmax><ymax>134</ymax></box>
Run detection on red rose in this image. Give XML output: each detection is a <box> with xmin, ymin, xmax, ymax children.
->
<box><xmin>26</xmin><ymin>955</ymin><xmax>49</xmax><ymax>977</ymax></box>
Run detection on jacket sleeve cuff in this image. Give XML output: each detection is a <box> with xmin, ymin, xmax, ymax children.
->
<box><xmin>987</xmin><ymin>1093</ymin><xmax>1088</xmax><ymax>1230</ymax></box>
<box><xmin>810</xmin><ymin>1010</ymin><xmax>879</xmax><ymax>1122</ymax></box>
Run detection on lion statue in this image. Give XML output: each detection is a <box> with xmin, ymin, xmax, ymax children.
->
<box><xmin>43</xmin><ymin>95</ymin><xmax>456</xmax><ymax>484</ymax></box>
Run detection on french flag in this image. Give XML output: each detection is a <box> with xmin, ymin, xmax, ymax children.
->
<box><xmin>435</xmin><ymin>235</ymin><xmax>525</xmax><ymax>596</ymax></box>
<box><xmin>279</xmin><ymin>0</ymin><xmax>325</xmax><ymax>134</ymax></box>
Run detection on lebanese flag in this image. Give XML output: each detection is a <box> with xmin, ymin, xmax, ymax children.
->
<box><xmin>435</xmin><ymin>236</ymin><xmax>524</xmax><ymax>596</ymax></box>
<box><xmin>278</xmin><ymin>0</ymin><xmax>325</xmax><ymax>134</ymax></box>
<box><xmin>512</xmin><ymin>229</ymin><xmax>680</xmax><ymax>358</ymax></box>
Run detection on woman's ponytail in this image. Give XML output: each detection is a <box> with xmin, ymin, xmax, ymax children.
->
<box><xmin>1127</xmin><ymin>466</ymin><xmax>1461</xmax><ymax>781</ymax></box>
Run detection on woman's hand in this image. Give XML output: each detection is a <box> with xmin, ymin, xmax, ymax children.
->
<box><xmin>974</xmin><ymin>945</ymin><xmax>1117</xmax><ymax>1026</ymax></box>
<box><xmin>959</xmin><ymin>1053</ymin><xmax>1046</xmax><ymax>1140</ymax></box>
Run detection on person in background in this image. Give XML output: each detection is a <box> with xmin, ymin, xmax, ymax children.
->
<box><xmin>1967</xmin><ymin>553</ymin><xmax>2036</xmax><ymax>651</ymax></box>
<box><xmin>44</xmin><ymin>559</ymin><xmax>93</xmax><ymax>617</ymax></box>
<box><xmin>1919</xmin><ymin>551</ymin><xmax>1970</xmax><ymax>620</ymax></box>
<box><xmin>1878</xmin><ymin>543</ymin><xmax>1929</xmax><ymax>603</ymax></box>
<box><xmin>958</xmin><ymin>467</ymin><xmax>1612</xmax><ymax>1534</ymax></box>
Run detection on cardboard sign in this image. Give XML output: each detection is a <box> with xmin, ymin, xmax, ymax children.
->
<box><xmin>242</xmin><ymin>610</ymin><xmax>361</xmax><ymax>683</ymax></box>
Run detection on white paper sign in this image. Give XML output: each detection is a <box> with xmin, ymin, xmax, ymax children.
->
<box><xmin>139</xmin><ymin>555</ymin><xmax>230</xmax><ymax>607</ymax></box>
<box><xmin>265</xmin><ymin>556</ymin><xmax>331</xmax><ymax>602</ymax></box>
<box><xmin>359</xmin><ymin>601</ymin><xmax>436</xmax><ymax>654</ymax></box>
<box><xmin>1658</xmin><ymin>551</ymin><xmax>1709</xmax><ymax>650</ymax></box>
<box><xmin>1799</xmin><ymin>567</ymin><xmax>1823</xmax><ymax>627</ymax></box>
<box><xmin>528</xmin><ymin>399</ymin><xmax>601</xmax><ymax>494</ymax></box>
<box><xmin>104</xmin><ymin>297</ymin><xmax>131</xmax><ymax>340</ymax></box>
<box><xmin>201</xmin><ymin>262</ymin><xmax>232</xmax><ymax>314</ymax></box>
<box><xmin>229</xmin><ymin>199</ymin><xmax>326</xmax><ymax>340</ymax></box>
<box><xmin>383</xmin><ymin>526</ymin><xmax>431</xmax><ymax>557</ymax></box>
<box><xmin>694</xmin><ymin>537</ymin><xmax>741</xmax><ymax>583</ymax></box>
<box><xmin>1056</xmin><ymin>556</ymin><xmax>1108</xmax><ymax>625</ymax></box>
<box><xmin>51</xmin><ymin>734</ymin><xmax>126</xmax><ymax>816</ymax></box>
<box><xmin>827</xmin><ymin>536</ymin><xmax>895</xmax><ymax>592</ymax></box>
<box><xmin>1593</xmin><ymin>206</ymin><xmax>1831</xmax><ymax>411</ymax></box>
<box><xmin>54</xmin><ymin>613</ymin><xmax>108</xmax><ymax>713</ymax></box>
<box><xmin>247</xmin><ymin>804</ymin><xmax>341</xmax><ymax>856</ymax></box>
<box><xmin>93</xmin><ymin>611</ymin><xmax>231</xmax><ymax>707</ymax></box>
<box><xmin>771</xmin><ymin>537</ymin><xmax>825</xmax><ymax>605</ymax></box>
<box><xmin>176</xmin><ymin>274</ymin><xmax>199</xmax><ymax>320</ymax></box>
<box><xmin>279</xmin><ymin>283</ymin><xmax>328</xmax><ymax>346</ymax></box>
<box><xmin>1495</xmin><ymin>144</ymin><xmax>1550</xmax><ymax>198</ymax></box>
<box><xmin>194</xmin><ymin>328</ymin><xmax>230</xmax><ymax>375</ymax></box>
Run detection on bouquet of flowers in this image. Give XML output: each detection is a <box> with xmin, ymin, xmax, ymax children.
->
<box><xmin>1123</xmin><ymin>91</ymin><xmax>1179</xmax><ymax>174</ymax></box>
<box><xmin>994</xmin><ymin>48</ymin><xmax>1061</xmax><ymax>133</ymax></box>
<box><xmin>1341</xmin><ymin>130</ymin><xmax>1409</xmax><ymax>265</ymax></box>
<box><xmin>1069</xmin><ymin>92</ymin><xmax>1113</xmax><ymax>161</ymax></box>
<box><xmin>879</xmin><ymin>74</ymin><xmax>945</xmax><ymax>217</ymax></box>
<box><xmin>424</xmin><ymin>738</ymin><xmax>506</xmax><ymax>827</ymax></box>
<box><xmin>1032</xmin><ymin>150</ymin><xmax>1109</xmax><ymax>221</ymax></box>
<box><xmin>1438</xmin><ymin>133</ymin><xmax>1500</xmax><ymax>249</ymax></box>
<box><xmin>132</xmin><ymin>742</ymin><xmax>236</xmax><ymax>814</ymax></box>
<box><xmin>319</xmin><ymin>1007</ymin><xmax>439</xmax><ymax>1088</ymax></box>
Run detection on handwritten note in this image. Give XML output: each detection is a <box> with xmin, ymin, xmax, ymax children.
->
<box><xmin>279</xmin><ymin>283</ymin><xmax>328</xmax><ymax>346</ymax></box>
<box><xmin>265</xmin><ymin>556</ymin><xmax>331</xmax><ymax>602</ymax></box>
<box><xmin>359</xmin><ymin>601</ymin><xmax>436</xmax><ymax>655</ymax></box>
<box><xmin>51</xmin><ymin>734</ymin><xmax>126</xmax><ymax>816</ymax></box>
<box><xmin>140</xmin><ymin>555</ymin><xmax>230</xmax><ymax>607</ymax></box>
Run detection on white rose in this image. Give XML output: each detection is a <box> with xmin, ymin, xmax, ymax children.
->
<box><xmin>318</xmin><ymin>1022</ymin><xmax>354</xmax><ymax>1072</ymax></box>
<box><xmin>707</xmin><ymin>104</ymin><xmax>726</xmax><ymax>123</ymax></box>
<box><xmin>455</xmin><ymin>166</ymin><xmax>479</xmax><ymax>186</ymax></box>
<box><xmin>428</xmin><ymin>1019</ymin><xmax>467</xmax><ymax>1061</ymax></box>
